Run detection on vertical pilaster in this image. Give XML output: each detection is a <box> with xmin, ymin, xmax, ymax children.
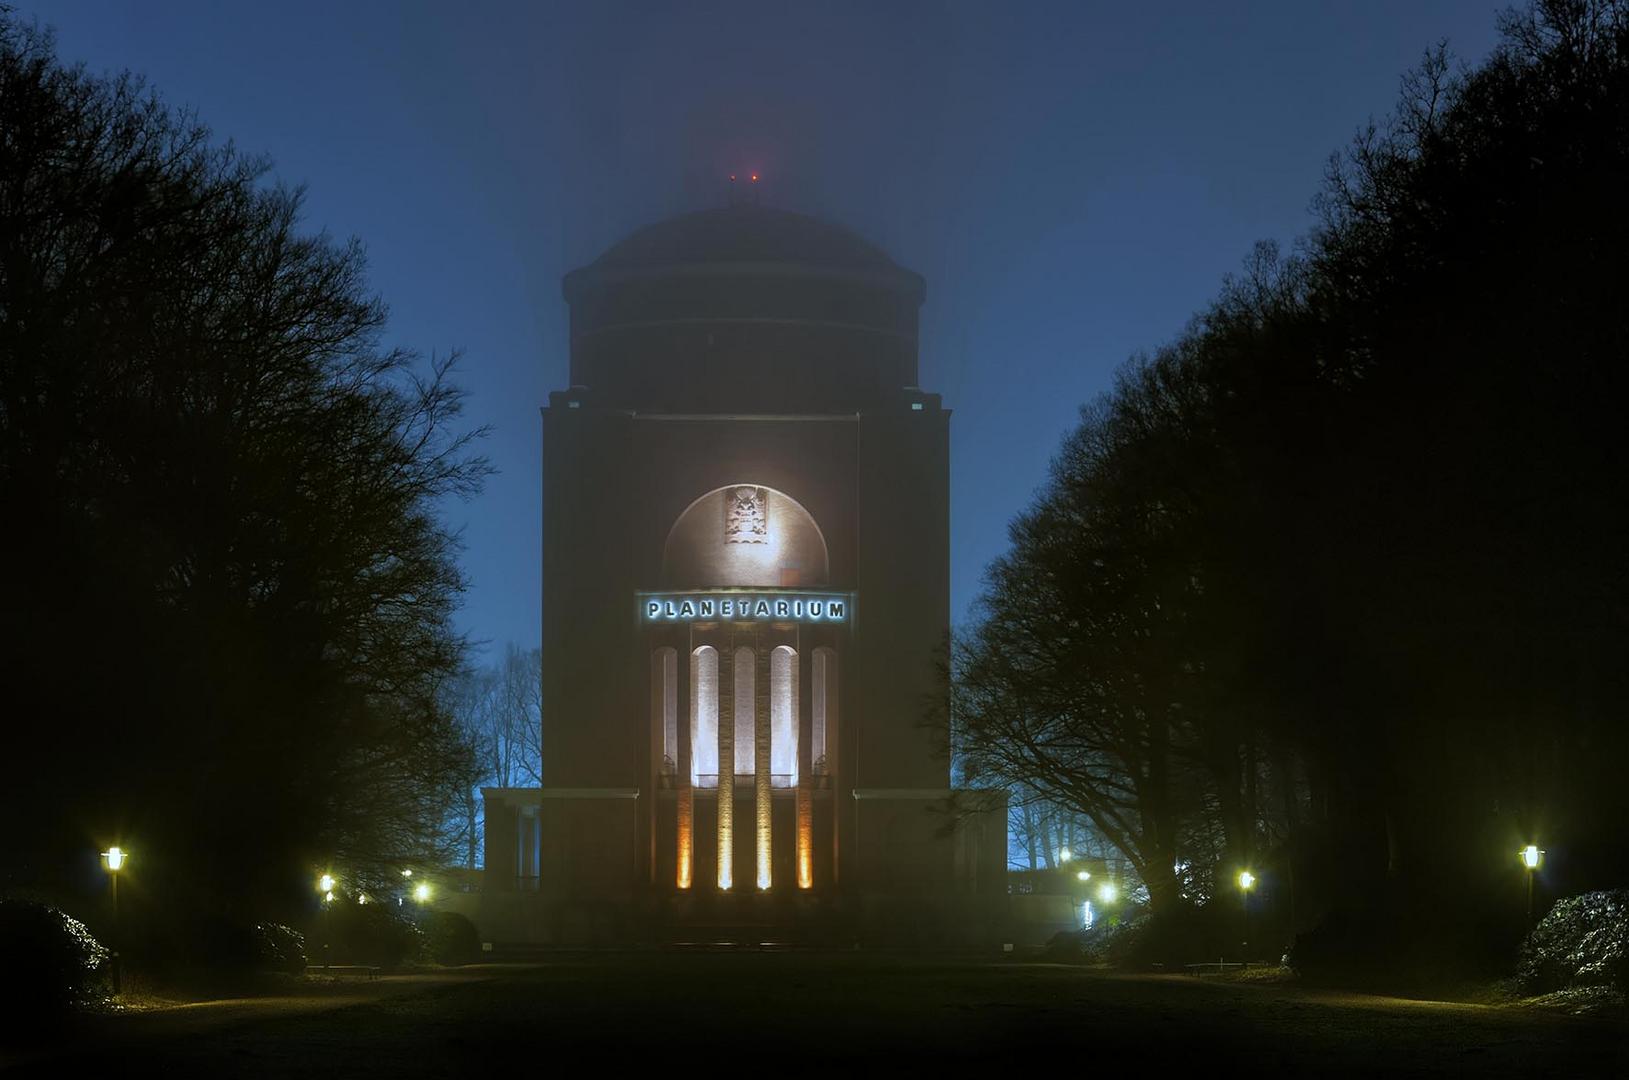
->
<box><xmin>755</xmin><ymin>638</ymin><xmax>772</xmax><ymax>890</ymax></box>
<box><xmin>797</xmin><ymin>642</ymin><xmax>814</xmax><ymax>889</ymax></box>
<box><xmin>718</xmin><ymin>642</ymin><xmax>735</xmax><ymax>889</ymax></box>
<box><xmin>675</xmin><ymin>642</ymin><xmax>693</xmax><ymax>890</ymax></box>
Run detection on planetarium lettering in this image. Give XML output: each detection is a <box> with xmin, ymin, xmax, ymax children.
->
<box><xmin>643</xmin><ymin>594</ymin><xmax>848</xmax><ymax>623</ymax></box>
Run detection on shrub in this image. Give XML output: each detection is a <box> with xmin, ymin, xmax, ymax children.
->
<box><xmin>319</xmin><ymin>902</ymin><xmax>426</xmax><ymax>968</ymax></box>
<box><xmin>1079</xmin><ymin>903</ymin><xmax>1247</xmax><ymax>969</ymax></box>
<box><xmin>419</xmin><ymin>911</ymin><xmax>480</xmax><ymax>966</ymax></box>
<box><xmin>1517</xmin><ymin>889</ymin><xmax>1629</xmax><ymax>995</ymax></box>
<box><xmin>0</xmin><ymin>899</ymin><xmax>110</xmax><ymax>1018</ymax></box>
<box><xmin>1067</xmin><ymin>910</ymin><xmax>1150</xmax><ymax>965</ymax></box>
<box><xmin>1284</xmin><ymin>909</ymin><xmax>1390</xmax><ymax>984</ymax></box>
<box><xmin>252</xmin><ymin>922</ymin><xmax>307</xmax><ymax>974</ymax></box>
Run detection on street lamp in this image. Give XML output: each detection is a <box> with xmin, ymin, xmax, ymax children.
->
<box><xmin>1519</xmin><ymin>845</ymin><xmax>1544</xmax><ymax>926</ymax></box>
<box><xmin>1076</xmin><ymin>870</ymin><xmax>1091</xmax><ymax>882</ymax></box>
<box><xmin>1059</xmin><ymin>847</ymin><xmax>1072</xmax><ymax>864</ymax></box>
<box><xmin>317</xmin><ymin>872</ymin><xmax>336</xmax><ymax>967</ymax></box>
<box><xmin>1238</xmin><ymin>869</ymin><xmax>1257</xmax><ymax>963</ymax></box>
<box><xmin>1096</xmin><ymin>881</ymin><xmax>1117</xmax><ymax>905</ymax></box>
<box><xmin>100</xmin><ymin>847</ymin><xmax>128</xmax><ymax>994</ymax></box>
<box><xmin>413</xmin><ymin>882</ymin><xmax>432</xmax><ymax>904</ymax></box>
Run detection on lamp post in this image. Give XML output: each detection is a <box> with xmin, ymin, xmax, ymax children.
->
<box><xmin>100</xmin><ymin>847</ymin><xmax>127</xmax><ymax>994</ymax></box>
<box><xmin>1238</xmin><ymin>869</ymin><xmax>1257</xmax><ymax>964</ymax></box>
<box><xmin>1519</xmin><ymin>845</ymin><xmax>1543</xmax><ymax>926</ymax></box>
<box><xmin>318</xmin><ymin>873</ymin><xmax>335</xmax><ymax>968</ymax></box>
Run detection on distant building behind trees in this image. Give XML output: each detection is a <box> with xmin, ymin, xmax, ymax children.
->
<box><xmin>442</xmin><ymin>646</ymin><xmax>543</xmax><ymax>869</ymax></box>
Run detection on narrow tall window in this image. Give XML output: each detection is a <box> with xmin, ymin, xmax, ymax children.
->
<box><xmin>770</xmin><ymin>646</ymin><xmax>798</xmax><ymax>785</ymax></box>
<box><xmin>812</xmin><ymin>647</ymin><xmax>837</xmax><ymax>778</ymax></box>
<box><xmin>691</xmin><ymin>646</ymin><xmax>718</xmax><ymax>786</ymax></box>
<box><xmin>653</xmin><ymin>647</ymin><xmax>677</xmax><ymax>776</ymax></box>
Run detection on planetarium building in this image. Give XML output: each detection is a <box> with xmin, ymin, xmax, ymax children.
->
<box><xmin>475</xmin><ymin>204</ymin><xmax>1005</xmax><ymax>944</ymax></box>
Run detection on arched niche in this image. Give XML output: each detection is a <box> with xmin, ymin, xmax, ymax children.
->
<box><xmin>661</xmin><ymin>484</ymin><xmax>830</xmax><ymax>588</ymax></box>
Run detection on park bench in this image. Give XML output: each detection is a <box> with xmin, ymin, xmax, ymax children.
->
<box><xmin>304</xmin><ymin>964</ymin><xmax>381</xmax><ymax>979</ymax></box>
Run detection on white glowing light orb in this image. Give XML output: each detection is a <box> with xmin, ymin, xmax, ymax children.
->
<box><xmin>414</xmin><ymin>882</ymin><xmax>431</xmax><ymax>903</ymax></box>
<box><xmin>102</xmin><ymin>847</ymin><xmax>127</xmax><ymax>872</ymax></box>
<box><xmin>1076</xmin><ymin>870</ymin><xmax>1091</xmax><ymax>882</ymax></box>
<box><xmin>1521</xmin><ymin>845</ymin><xmax>1542</xmax><ymax>870</ymax></box>
<box><xmin>1097</xmin><ymin>882</ymin><xmax>1118</xmax><ymax>904</ymax></box>
<box><xmin>1239</xmin><ymin>870</ymin><xmax>1256</xmax><ymax>891</ymax></box>
<box><xmin>1059</xmin><ymin>847</ymin><xmax>1072</xmax><ymax>863</ymax></box>
<box><xmin>318</xmin><ymin>873</ymin><xmax>334</xmax><ymax>893</ymax></box>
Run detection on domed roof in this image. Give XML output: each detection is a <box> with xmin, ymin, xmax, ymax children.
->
<box><xmin>595</xmin><ymin>205</ymin><xmax>898</xmax><ymax>270</ymax></box>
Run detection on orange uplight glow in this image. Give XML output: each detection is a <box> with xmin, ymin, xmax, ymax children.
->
<box><xmin>750</xmin><ymin>173</ymin><xmax>759</xmax><ymax>182</ymax></box>
<box><xmin>718</xmin><ymin>766</ymin><xmax>734</xmax><ymax>890</ymax></box>
<box><xmin>677</xmin><ymin>787</ymin><xmax>694</xmax><ymax>889</ymax></box>
<box><xmin>796</xmin><ymin>787</ymin><xmax>813</xmax><ymax>889</ymax></box>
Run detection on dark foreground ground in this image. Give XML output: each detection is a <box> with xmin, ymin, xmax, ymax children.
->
<box><xmin>4</xmin><ymin>951</ymin><xmax>1626</xmax><ymax>1077</ymax></box>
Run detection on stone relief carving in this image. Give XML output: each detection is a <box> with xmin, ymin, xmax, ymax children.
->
<box><xmin>724</xmin><ymin>486</ymin><xmax>768</xmax><ymax>544</ymax></box>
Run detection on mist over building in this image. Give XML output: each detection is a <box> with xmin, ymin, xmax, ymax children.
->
<box><xmin>472</xmin><ymin>200</ymin><xmax>1006</xmax><ymax>943</ymax></box>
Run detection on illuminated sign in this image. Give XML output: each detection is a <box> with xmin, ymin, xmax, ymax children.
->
<box><xmin>641</xmin><ymin>592</ymin><xmax>850</xmax><ymax>623</ymax></box>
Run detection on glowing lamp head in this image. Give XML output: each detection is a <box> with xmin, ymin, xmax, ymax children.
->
<box><xmin>750</xmin><ymin>173</ymin><xmax>759</xmax><ymax>182</ymax></box>
<box><xmin>401</xmin><ymin>868</ymin><xmax>413</xmax><ymax>878</ymax></box>
<box><xmin>318</xmin><ymin>873</ymin><xmax>334</xmax><ymax>893</ymax></box>
<box><xmin>1058</xmin><ymin>847</ymin><xmax>1072</xmax><ymax>863</ymax></box>
<box><xmin>1521</xmin><ymin>845</ymin><xmax>1543</xmax><ymax>870</ymax></box>
<box><xmin>414</xmin><ymin>883</ymin><xmax>431</xmax><ymax>903</ymax></box>
<box><xmin>323</xmin><ymin>891</ymin><xmax>334</xmax><ymax>904</ymax></box>
<box><xmin>1239</xmin><ymin>870</ymin><xmax>1256</xmax><ymax>891</ymax></box>
<box><xmin>102</xmin><ymin>846</ymin><xmax>127</xmax><ymax>872</ymax></box>
<box><xmin>1076</xmin><ymin>870</ymin><xmax>1091</xmax><ymax>882</ymax></box>
<box><xmin>1097</xmin><ymin>882</ymin><xmax>1118</xmax><ymax>904</ymax></box>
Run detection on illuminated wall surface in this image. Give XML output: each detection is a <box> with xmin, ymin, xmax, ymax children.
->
<box><xmin>662</xmin><ymin>486</ymin><xmax>830</xmax><ymax>588</ymax></box>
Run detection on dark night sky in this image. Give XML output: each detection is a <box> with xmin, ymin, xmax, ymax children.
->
<box><xmin>28</xmin><ymin>1</ymin><xmax>1504</xmax><ymax>657</ymax></box>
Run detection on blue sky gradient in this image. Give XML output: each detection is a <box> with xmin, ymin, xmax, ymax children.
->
<box><xmin>27</xmin><ymin>1</ymin><xmax>1506</xmax><ymax>656</ymax></box>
